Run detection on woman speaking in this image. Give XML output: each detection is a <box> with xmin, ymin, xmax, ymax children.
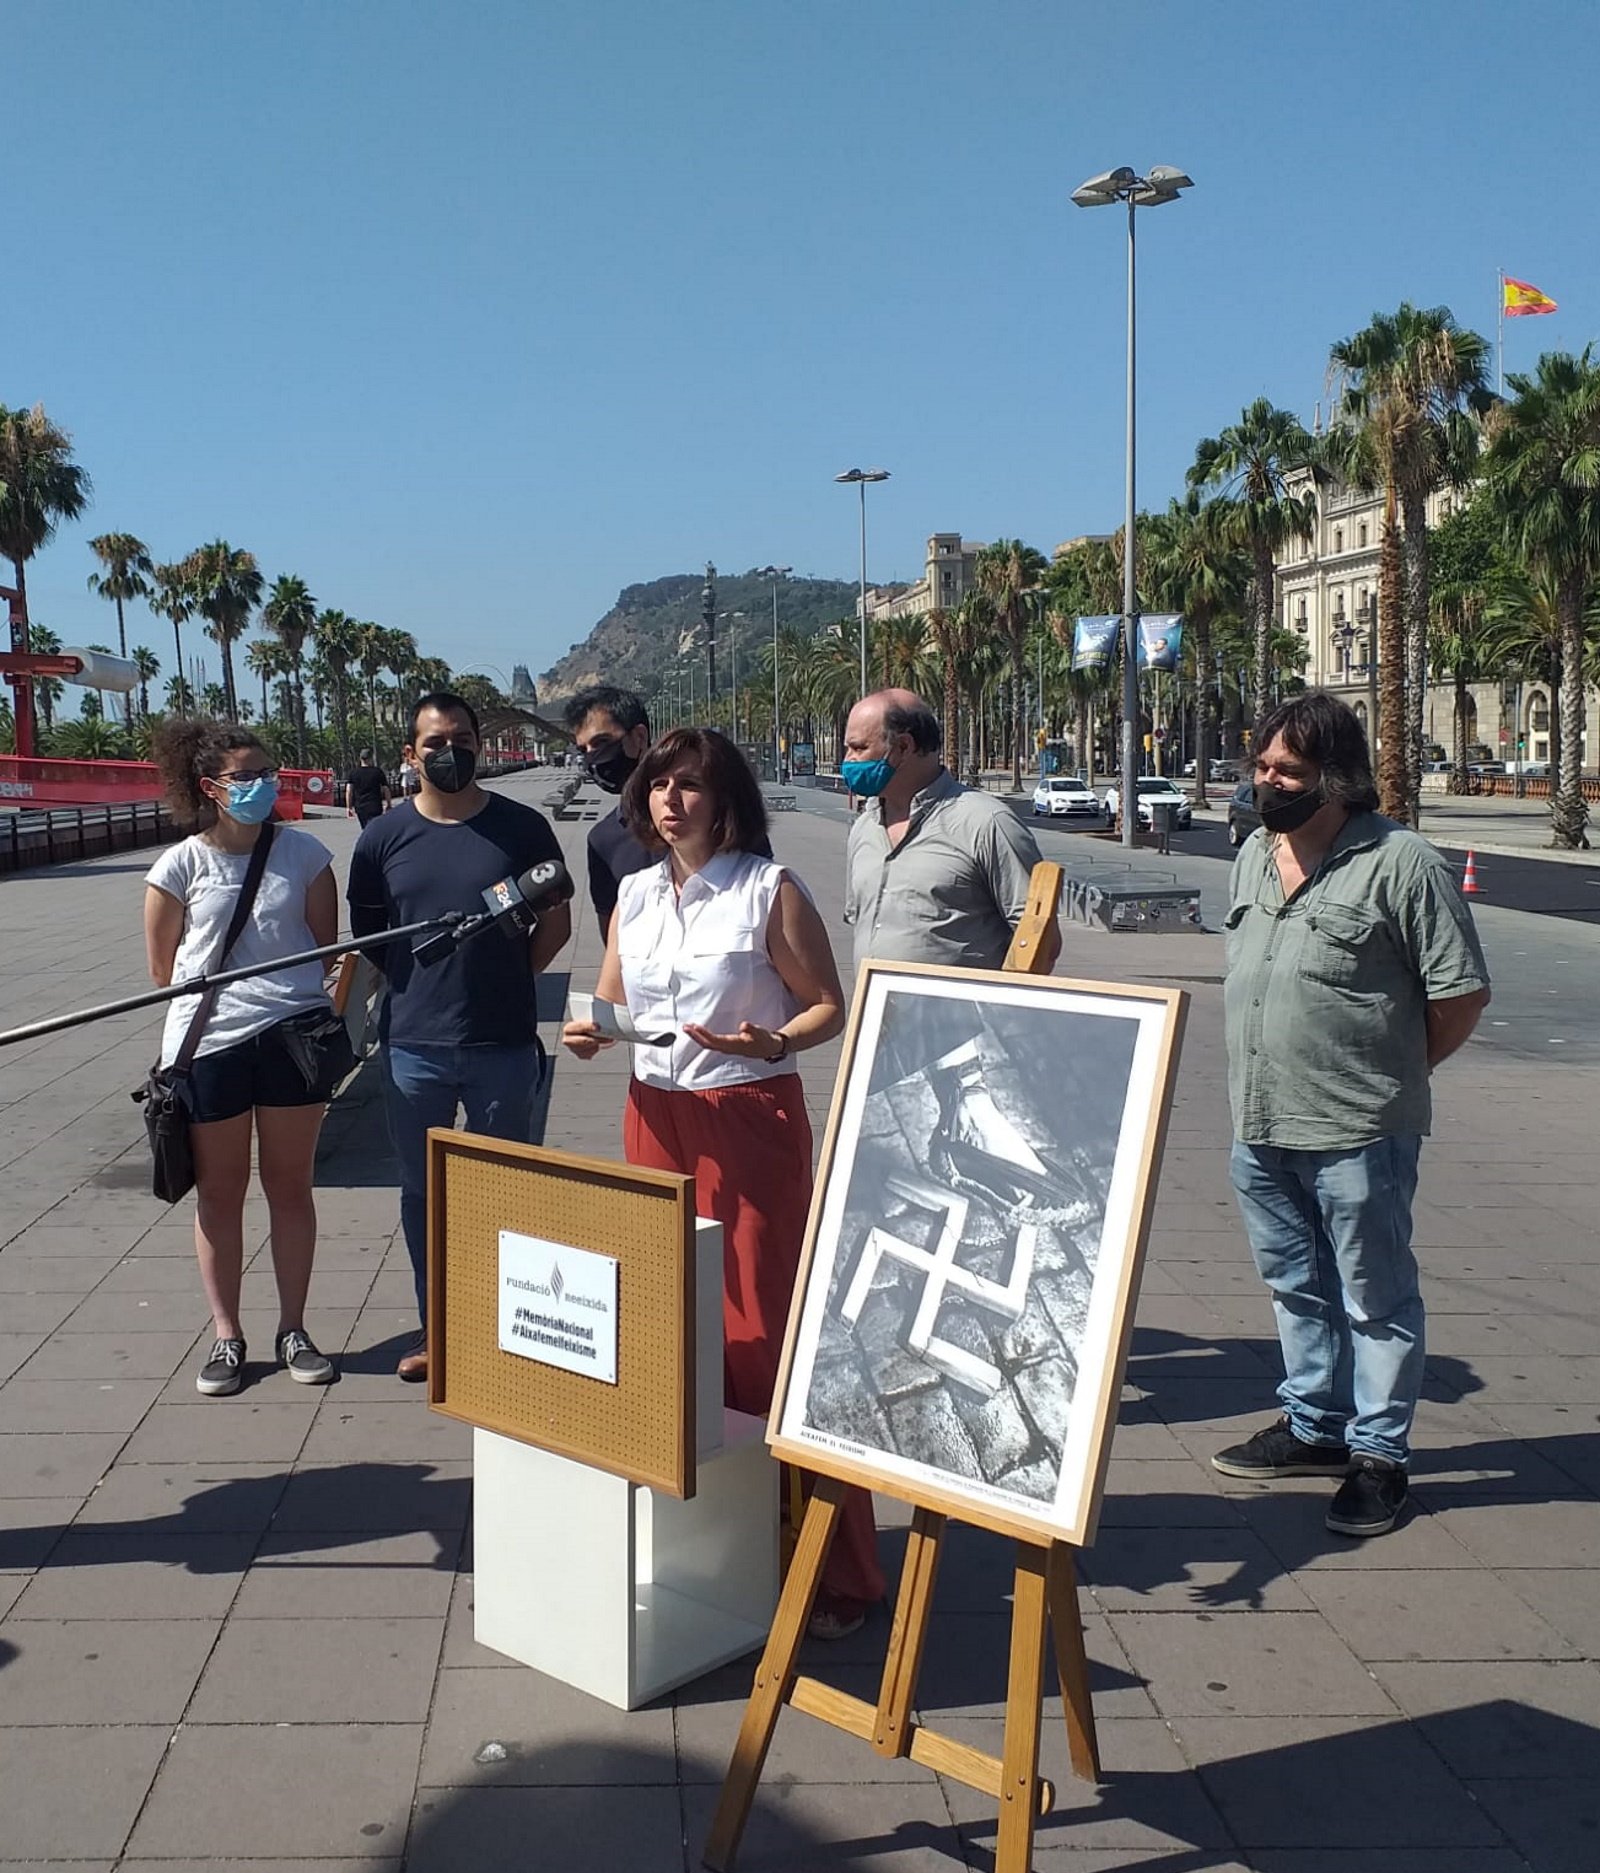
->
<box><xmin>561</xmin><ymin>727</ymin><xmax>883</xmax><ymax>1639</ymax></box>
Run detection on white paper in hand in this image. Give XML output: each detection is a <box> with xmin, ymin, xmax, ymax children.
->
<box><xmin>568</xmin><ymin>992</ymin><xmax>674</xmax><ymax>1048</ymax></box>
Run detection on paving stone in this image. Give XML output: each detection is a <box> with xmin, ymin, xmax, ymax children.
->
<box><xmin>52</xmin><ymin>1289</ymin><xmax>199</xmax><ymax>1333</ymax></box>
<box><xmin>0</xmin><ymin>1429</ymin><xmax>123</xmax><ymax>1498</ymax></box>
<box><xmin>0</xmin><ymin>1724</ymin><xmax>169</xmax><ymax>1859</ymax></box>
<box><xmin>410</xmin><ymin>1786</ymin><xmax>685</xmax><ymax>1873</ymax></box>
<box><xmin>913</xmin><ymin>1611</ymin><xmax>1155</xmax><ymax>1721</ymax></box>
<box><xmin>11</xmin><ymin>1530</ymin><xmax>255</xmax><ymax>1618</ymax></box>
<box><xmin>189</xmin><ymin>1614</ymin><xmax>442</xmax><ymax>1722</ymax></box>
<box><xmin>0</xmin><ymin>1334</ymin><xmax>45</xmax><ymax>1383</ymax></box>
<box><xmin>937</xmin><ymin>1713</ymin><xmax>1232</xmax><ymax>1851</ymax></box>
<box><xmin>681</xmin><ymin>1780</ymin><xmax>976</xmax><ymax>1873</ymax></box>
<box><xmin>1466</xmin><ymin>1775</ymin><xmax>1600</xmax><ymax>1873</ymax></box>
<box><xmin>72</xmin><ymin>1459</ymin><xmax>290</xmax><ymax>1532</ymax></box>
<box><xmin>1080</xmin><ymin>1525</ymin><xmax>1314</xmax><ymax>1613</ymax></box>
<box><xmin>0</xmin><ymin>1497</ymin><xmax>73</xmax><ymax>1570</ymax></box>
<box><xmin>0</xmin><ymin>1252</ymin><xmax>118</xmax><ymax>1291</ymax></box>
<box><xmin>1233</xmin><ymin>1491</ymin><xmax>1481</xmax><ymax>1573</ymax></box>
<box><xmin>272</xmin><ymin>1459</ymin><xmax>471</xmax><ymax>1532</ymax></box>
<box><xmin>1417</xmin><ymin>1492</ymin><xmax>1600</xmax><ymax>1568</ymax></box>
<box><xmin>675</xmin><ymin>1658</ymin><xmax>931</xmax><ymax>1784</ymax></box>
<box><xmin>1499</xmin><ymin>1567</ymin><xmax>1600</xmax><ymax>1653</ymax></box>
<box><xmin>1169</xmin><ymin>1715</ymin><xmax>1503</xmax><ymax>1849</ymax></box>
<box><xmin>234</xmin><ymin>1527</ymin><xmax>461</xmax><ymax>1619</ymax></box>
<box><xmin>298</xmin><ymin>1400</ymin><xmax>475</xmax><ymax>1464</ymax></box>
<box><xmin>1293</xmin><ymin>1566</ymin><xmax>1580</xmax><ymax>1661</ymax></box>
<box><xmin>1366</xmin><ymin>1667</ymin><xmax>1600</xmax><ymax>1777</ymax></box>
<box><xmin>440</xmin><ymin>1571</ymin><xmax>521</xmax><ymax>1669</ymax></box>
<box><xmin>0</xmin><ymin>1615</ymin><xmax>215</xmax><ymax>1720</ymax></box>
<box><xmin>129</xmin><ymin>1723</ymin><xmax>424</xmax><ymax>1858</ymax></box>
<box><xmin>18</xmin><ymin>1327</ymin><xmax>197</xmax><ymax>1379</ymax></box>
<box><xmin>97</xmin><ymin>1253</ymin><xmax>214</xmax><ymax>1292</ymax></box>
<box><xmin>1249</xmin><ymin>1856</ymin><xmax>1528</xmax><ymax>1873</ymax></box>
<box><xmin>420</xmin><ymin>1665</ymin><xmax>676</xmax><ymax>1785</ymax></box>
<box><xmin>1106</xmin><ymin>1611</ymin><xmax>1394</xmax><ymax>1719</ymax></box>
<box><xmin>0</xmin><ymin>1292</ymin><xmax>78</xmax><ymax>1334</ymax></box>
<box><xmin>120</xmin><ymin>1398</ymin><xmax>321</xmax><ymax>1464</ymax></box>
<box><xmin>0</xmin><ymin>1375</ymin><xmax>164</xmax><ymax>1433</ymax></box>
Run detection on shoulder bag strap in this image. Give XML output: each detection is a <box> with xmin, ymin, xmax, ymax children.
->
<box><xmin>172</xmin><ymin>822</ymin><xmax>278</xmax><ymax>1075</ymax></box>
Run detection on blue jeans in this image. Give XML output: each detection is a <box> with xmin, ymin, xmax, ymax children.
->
<box><xmin>1229</xmin><ymin>1136</ymin><xmax>1424</xmax><ymax>1466</ymax></box>
<box><xmin>383</xmin><ymin>1043</ymin><xmax>544</xmax><ymax>1325</ymax></box>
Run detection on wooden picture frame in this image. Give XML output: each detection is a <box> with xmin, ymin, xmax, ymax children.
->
<box><xmin>769</xmin><ymin>961</ymin><xmax>1186</xmax><ymax>1548</ymax></box>
<box><xmin>426</xmin><ymin>1132</ymin><xmax>698</xmax><ymax>1499</ymax></box>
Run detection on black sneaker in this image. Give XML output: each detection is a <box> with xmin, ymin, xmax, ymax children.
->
<box><xmin>1212</xmin><ymin>1416</ymin><xmax>1351</xmax><ymax>1480</ymax></box>
<box><xmin>196</xmin><ymin>1337</ymin><xmax>246</xmax><ymax>1397</ymax></box>
<box><xmin>276</xmin><ymin>1329</ymin><xmax>334</xmax><ymax>1385</ymax></box>
<box><xmin>1326</xmin><ymin>1454</ymin><xmax>1408</xmax><ymax>1537</ymax></box>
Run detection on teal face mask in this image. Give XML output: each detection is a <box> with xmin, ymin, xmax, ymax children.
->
<box><xmin>225</xmin><ymin>776</ymin><xmax>279</xmax><ymax>824</ymax></box>
<box><xmin>841</xmin><ymin>757</ymin><xmax>895</xmax><ymax>797</ymax></box>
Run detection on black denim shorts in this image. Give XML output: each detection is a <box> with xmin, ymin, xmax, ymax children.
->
<box><xmin>188</xmin><ymin>1016</ymin><xmax>331</xmax><ymax>1124</ymax></box>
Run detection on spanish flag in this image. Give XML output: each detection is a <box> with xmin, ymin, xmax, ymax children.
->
<box><xmin>1503</xmin><ymin>275</ymin><xmax>1557</xmax><ymax>317</ymax></box>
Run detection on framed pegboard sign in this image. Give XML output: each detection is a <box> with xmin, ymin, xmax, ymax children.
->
<box><xmin>426</xmin><ymin>1132</ymin><xmax>698</xmax><ymax>1498</ymax></box>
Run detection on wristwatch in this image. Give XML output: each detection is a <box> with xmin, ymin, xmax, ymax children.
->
<box><xmin>764</xmin><ymin>1030</ymin><xmax>791</xmax><ymax>1064</ymax></box>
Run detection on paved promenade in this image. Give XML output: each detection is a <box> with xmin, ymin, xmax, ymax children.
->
<box><xmin>0</xmin><ymin>773</ymin><xmax>1596</xmax><ymax>1871</ymax></box>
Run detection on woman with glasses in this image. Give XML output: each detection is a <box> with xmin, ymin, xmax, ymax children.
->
<box><xmin>145</xmin><ymin>720</ymin><xmax>341</xmax><ymax>1396</ymax></box>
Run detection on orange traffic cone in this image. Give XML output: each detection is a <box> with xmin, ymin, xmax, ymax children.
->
<box><xmin>1462</xmin><ymin>850</ymin><xmax>1481</xmax><ymax>895</ymax></box>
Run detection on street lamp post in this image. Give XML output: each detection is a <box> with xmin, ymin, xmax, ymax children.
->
<box><xmin>1072</xmin><ymin>164</ymin><xmax>1193</xmax><ymax>848</ymax></box>
<box><xmin>719</xmin><ymin>611</ymin><xmax>747</xmax><ymax>741</ymax></box>
<box><xmin>757</xmin><ymin>565</ymin><xmax>791</xmax><ymax>781</ymax></box>
<box><xmin>835</xmin><ymin>468</ymin><xmax>890</xmax><ymax>696</ymax></box>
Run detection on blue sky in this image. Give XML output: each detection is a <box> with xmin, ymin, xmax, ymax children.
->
<box><xmin>11</xmin><ymin>0</ymin><xmax>1598</xmax><ymax>699</ymax></box>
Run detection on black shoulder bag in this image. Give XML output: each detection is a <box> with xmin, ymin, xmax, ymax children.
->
<box><xmin>133</xmin><ymin>823</ymin><xmax>276</xmax><ymax>1202</ymax></box>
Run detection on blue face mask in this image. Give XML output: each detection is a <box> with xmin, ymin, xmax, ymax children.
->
<box><xmin>840</xmin><ymin>757</ymin><xmax>896</xmax><ymax>798</ymax></box>
<box><xmin>223</xmin><ymin>777</ymin><xmax>279</xmax><ymax>824</ymax></box>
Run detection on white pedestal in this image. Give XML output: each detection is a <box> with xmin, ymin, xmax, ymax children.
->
<box><xmin>472</xmin><ymin>1413</ymin><xmax>778</xmax><ymax>1709</ymax></box>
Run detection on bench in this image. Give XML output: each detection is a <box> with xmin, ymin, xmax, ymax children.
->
<box><xmin>767</xmin><ymin>793</ymin><xmax>797</xmax><ymax>812</ymax></box>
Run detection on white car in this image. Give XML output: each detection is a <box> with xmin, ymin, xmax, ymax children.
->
<box><xmin>1031</xmin><ymin>775</ymin><xmax>1104</xmax><ymax>820</ymax></box>
<box><xmin>1103</xmin><ymin>776</ymin><xmax>1193</xmax><ymax>830</ymax></box>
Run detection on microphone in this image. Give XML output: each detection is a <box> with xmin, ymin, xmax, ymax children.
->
<box><xmin>413</xmin><ymin>858</ymin><xmax>575</xmax><ymax>965</ymax></box>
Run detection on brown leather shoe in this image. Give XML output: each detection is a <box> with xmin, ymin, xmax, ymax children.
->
<box><xmin>397</xmin><ymin>1337</ymin><xmax>428</xmax><ymax>1383</ymax></box>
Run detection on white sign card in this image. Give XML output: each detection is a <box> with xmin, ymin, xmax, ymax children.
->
<box><xmin>498</xmin><ymin>1229</ymin><xmax>619</xmax><ymax>1385</ymax></box>
<box><xmin>567</xmin><ymin>992</ymin><xmax>674</xmax><ymax>1048</ymax></box>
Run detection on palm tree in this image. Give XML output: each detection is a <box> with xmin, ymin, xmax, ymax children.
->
<box><xmin>975</xmin><ymin>539</ymin><xmax>1048</xmax><ymax>791</ymax></box>
<box><xmin>245</xmin><ymin>637</ymin><xmax>285</xmax><ymax>731</ymax></box>
<box><xmin>382</xmin><ymin>628</ymin><xmax>419</xmax><ymax>744</ymax></box>
<box><xmin>1329</xmin><ymin>303</ymin><xmax>1493</xmax><ymax>816</ymax></box>
<box><xmin>1428</xmin><ymin>495</ymin><xmax>1507</xmax><ymax>793</ymax></box>
<box><xmin>353</xmin><ymin>621</ymin><xmax>389</xmax><ymax>759</ymax></box>
<box><xmin>130</xmin><ymin>646</ymin><xmax>161</xmax><ymax>720</ymax></box>
<box><xmin>148</xmin><ymin>563</ymin><xmax>196</xmax><ymax>714</ymax></box>
<box><xmin>874</xmin><ymin>613</ymin><xmax>935</xmax><ymax>693</ymax></box>
<box><xmin>1188</xmin><ymin>400</ymin><xmax>1317</xmax><ymax>729</ymax></box>
<box><xmin>163</xmin><ymin>674</ymin><xmax>196</xmax><ymax>715</ymax></box>
<box><xmin>922</xmin><ymin>608</ymin><xmax>966</xmax><ymax>770</ymax></box>
<box><xmin>1484</xmin><ymin>346</ymin><xmax>1600</xmax><ymax>848</ymax></box>
<box><xmin>1144</xmin><ymin>493</ymin><xmax>1250</xmax><ymax>809</ymax></box>
<box><xmin>26</xmin><ymin>626</ymin><xmax>67</xmax><ymax>729</ymax></box>
<box><xmin>85</xmin><ymin>532</ymin><xmax>153</xmax><ymax>726</ymax></box>
<box><xmin>262</xmin><ymin>573</ymin><xmax>317</xmax><ymax>765</ymax></box>
<box><xmin>182</xmin><ymin>541</ymin><xmax>261</xmax><ymax>722</ymax></box>
<box><xmin>0</xmin><ymin>404</ymin><xmax>92</xmax><ymax>749</ymax></box>
<box><xmin>312</xmin><ymin>609</ymin><xmax>360</xmax><ymax>773</ymax></box>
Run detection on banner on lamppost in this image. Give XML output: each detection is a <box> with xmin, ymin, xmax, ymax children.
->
<box><xmin>1072</xmin><ymin>615</ymin><xmax>1120</xmax><ymax>673</ymax></box>
<box><xmin>1137</xmin><ymin>614</ymin><xmax>1183</xmax><ymax>671</ymax></box>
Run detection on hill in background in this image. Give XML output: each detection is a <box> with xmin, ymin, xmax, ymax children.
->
<box><xmin>536</xmin><ymin>570</ymin><xmax>869</xmax><ymax>704</ymax></box>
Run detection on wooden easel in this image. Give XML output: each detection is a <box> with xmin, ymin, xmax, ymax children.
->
<box><xmin>706</xmin><ymin>863</ymin><xmax>1099</xmax><ymax>1873</ymax></box>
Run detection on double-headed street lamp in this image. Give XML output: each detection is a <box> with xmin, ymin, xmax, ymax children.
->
<box><xmin>718</xmin><ymin>611</ymin><xmax>747</xmax><ymax>741</ymax></box>
<box><xmin>756</xmin><ymin>564</ymin><xmax>791</xmax><ymax>781</ymax></box>
<box><xmin>1071</xmin><ymin>164</ymin><xmax>1193</xmax><ymax>848</ymax></box>
<box><xmin>835</xmin><ymin>468</ymin><xmax>890</xmax><ymax>695</ymax></box>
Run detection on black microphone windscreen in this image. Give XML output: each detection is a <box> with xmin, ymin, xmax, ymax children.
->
<box><xmin>517</xmin><ymin>859</ymin><xmax>574</xmax><ymax>909</ymax></box>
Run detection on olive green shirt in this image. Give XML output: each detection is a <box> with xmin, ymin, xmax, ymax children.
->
<box><xmin>1224</xmin><ymin>811</ymin><xmax>1489</xmax><ymax>1149</ymax></box>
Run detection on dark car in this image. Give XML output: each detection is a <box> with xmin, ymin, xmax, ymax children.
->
<box><xmin>1227</xmin><ymin>779</ymin><xmax>1262</xmax><ymax>847</ymax></box>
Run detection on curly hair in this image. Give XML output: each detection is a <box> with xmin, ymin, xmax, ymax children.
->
<box><xmin>150</xmin><ymin>718</ymin><xmax>269</xmax><ymax>830</ymax></box>
<box><xmin>621</xmin><ymin>727</ymin><xmax>769</xmax><ymax>856</ymax></box>
<box><xmin>1251</xmin><ymin>691</ymin><xmax>1380</xmax><ymax>811</ymax></box>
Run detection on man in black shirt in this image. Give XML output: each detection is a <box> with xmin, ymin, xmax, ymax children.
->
<box><xmin>345</xmin><ymin>750</ymin><xmax>390</xmax><ymax>827</ymax></box>
<box><xmin>348</xmin><ymin>692</ymin><xmax>571</xmax><ymax>1380</ymax></box>
<box><xmin>562</xmin><ymin>685</ymin><xmax>656</xmax><ymax>936</ymax></box>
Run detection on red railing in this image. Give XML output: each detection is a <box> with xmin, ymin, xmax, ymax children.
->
<box><xmin>0</xmin><ymin>756</ymin><xmax>334</xmax><ymax>818</ymax></box>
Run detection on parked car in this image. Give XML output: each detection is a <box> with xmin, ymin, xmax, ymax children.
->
<box><xmin>1031</xmin><ymin>775</ymin><xmax>1104</xmax><ymax>820</ymax></box>
<box><xmin>1227</xmin><ymin>779</ymin><xmax>1262</xmax><ymax>847</ymax></box>
<box><xmin>1103</xmin><ymin>775</ymin><xmax>1193</xmax><ymax>830</ymax></box>
<box><xmin>1183</xmin><ymin>758</ymin><xmax>1238</xmax><ymax>782</ymax></box>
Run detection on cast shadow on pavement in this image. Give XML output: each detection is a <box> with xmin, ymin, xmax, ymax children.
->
<box><xmin>0</xmin><ymin>1461</ymin><xmax>467</xmax><ymax>1573</ymax></box>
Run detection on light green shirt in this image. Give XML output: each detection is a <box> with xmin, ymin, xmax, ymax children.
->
<box><xmin>1224</xmin><ymin>811</ymin><xmax>1489</xmax><ymax>1149</ymax></box>
<box><xmin>844</xmin><ymin>769</ymin><xmax>1043</xmax><ymax>977</ymax></box>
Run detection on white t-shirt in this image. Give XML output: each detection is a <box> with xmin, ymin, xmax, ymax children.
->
<box><xmin>615</xmin><ymin>851</ymin><xmax>802</xmax><ymax>1093</ymax></box>
<box><xmin>145</xmin><ymin>827</ymin><xmax>335</xmax><ymax>1067</ymax></box>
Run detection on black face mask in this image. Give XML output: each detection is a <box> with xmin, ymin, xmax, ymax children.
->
<box><xmin>586</xmin><ymin>745</ymin><xmax>639</xmax><ymax>795</ymax></box>
<box><xmin>423</xmin><ymin>746</ymin><xmax>477</xmax><ymax>794</ymax></box>
<box><xmin>1255</xmin><ymin>781</ymin><xmax>1324</xmax><ymax>833</ymax></box>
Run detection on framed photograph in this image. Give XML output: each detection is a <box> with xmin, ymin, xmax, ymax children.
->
<box><xmin>770</xmin><ymin>963</ymin><xmax>1186</xmax><ymax>1547</ymax></box>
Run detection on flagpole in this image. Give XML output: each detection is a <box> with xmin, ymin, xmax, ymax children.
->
<box><xmin>1497</xmin><ymin>270</ymin><xmax>1504</xmax><ymax>396</ymax></box>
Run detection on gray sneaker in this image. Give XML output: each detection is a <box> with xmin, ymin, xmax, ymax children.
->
<box><xmin>275</xmin><ymin>1329</ymin><xmax>334</xmax><ymax>1385</ymax></box>
<box><xmin>197</xmin><ymin>1337</ymin><xmax>246</xmax><ymax>1396</ymax></box>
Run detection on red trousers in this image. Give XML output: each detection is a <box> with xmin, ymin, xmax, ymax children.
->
<box><xmin>624</xmin><ymin>1075</ymin><xmax>884</xmax><ymax>1609</ymax></box>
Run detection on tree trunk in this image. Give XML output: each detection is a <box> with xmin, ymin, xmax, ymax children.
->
<box><xmin>1009</xmin><ymin>620</ymin><xmax>1026</xmax><ymax>792</ymax></box>
<box><xmin>942</xmin><ymin>648</ymin><xmax>960</xmax><ymax>783</ymax></box>
<box><xmin>171</xmin><ymin>622</ymin><xmax>185</xmax><ymax>715</ymax></box>
<box><xmin>220</xmin><ymin>637</ymin><xmax>239</xmax><ymax>722</ymax></box>
<box><xmin>1551</xmin><ymin>574</ymin><xmax>1591</xmax><ymax>849</ymax></box>
<box><xmin>1376</xmin><ymin>488</ymin><xmax>1408</xmax><ymax>820</ymax></box>
<box><xmin>1451</xmin><ymin>670</ymin><xmax>1471</xmax><ymax>793</ymax></box>
<box><xmin>1400</xmin><ymin>490</ymin><xmax>1429</xmax><ymax>824</ymax></box>
<box><xmin>1252</xmin><ymin>541</ymin><xmax>1275</xmax><ymax>723</ymax></box>
<box><xmin>292</xmin><ymin>654</ymin><xmax>308</xmax><ymax>767</ymax></box>
<box><xmin>1192</xmin><ymin>612</ymin><xmax>1213</xmax><ymax>809</ymax></box>
<box><xmin>115</xmin><ymin>595</ymin><xmax>132</xmax><ymax>727</ymax></box>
